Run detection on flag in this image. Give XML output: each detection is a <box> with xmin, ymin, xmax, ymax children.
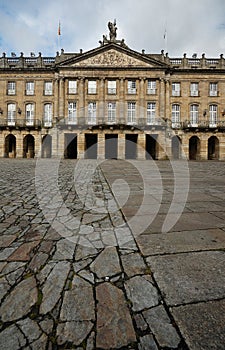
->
<box><xmin>58</xmin><ymin>21</ymin><xmax>61</xmax><ymax>36</ymax></box>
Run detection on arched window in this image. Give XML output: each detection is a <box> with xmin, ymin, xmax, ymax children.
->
<box><xmin>7</xmin><ymin>103</ymin><xmax>16</xmax><ymax>126</ymax></box>
<box><xmin>26</xmin><ymin>103</ymin><xmax>34</xmax><ymax>126</ymax></box>
<box><xmin>44</xmin><ymin>103</ymin><xmax>52</xmax><ymax>127</ymax></box>
<box><xmin>209</xmin><ymin>104</ymin><xmax>217</xmax><ymax>127</ymax></box>
<box><xmin>172</xmin><ymin>104</ymin><xmax>180</xmax><ymax>127</ymax></box>
<box><xmin>190</xmin><ymin>104</ymin><xmax>199</xmax><ymax>126</ymax></box>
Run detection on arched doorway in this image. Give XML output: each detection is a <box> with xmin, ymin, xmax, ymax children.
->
<box><xmin>208</xmin><ymin>136</ymin><xmax>219</xmax><ymax>160</ymax></box>
<box><xmin>189</xmin><ymin>136</ymin><xmax>200</xmax><ymax>160</ymax></box>
<box><xmin>64</xmin><ymin>133</ymin><xmax>77</xmax><ymax>159</ymax></box>
<box><xmin>146</xmin><ymin>134</ymin><xmax>157</xmax><ymax>160</ymax></box>
<box><xmin>23</xmin><ymin>135</ymin><xmax>35</xmax><ymax>158</ymax></box>
<box><xmin>172</xmin><ymin>136</ymin><xmax>181</xmax><ymax>159</ymax></box>
<box><xmin>5</xmin><ymin>134</ymin><xmax>16</xmax><ymax>158</ymax></box>
<box><xmin>42</xmin><ymin>135</ymin><xmax>52</xmax><ymax>158</ymax></box>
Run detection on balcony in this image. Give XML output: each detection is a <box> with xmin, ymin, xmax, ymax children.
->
<box><xmin>182</xmin><ymin>120</ymin><xmax>225</xmax><ymax>130</ymax></box>
<box><xmin>0</xmin><ymin>119</ymin><xmax>42</xmax><ymax>129</ymax></box>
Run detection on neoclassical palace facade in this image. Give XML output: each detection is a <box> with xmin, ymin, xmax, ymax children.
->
<box><xmin>1</xmin><ymin>23</ymin><xmax>225</xmax><ymax>160</ymax></box>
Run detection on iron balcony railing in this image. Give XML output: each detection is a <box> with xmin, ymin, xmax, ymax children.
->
<box><xmin>171</xmin><ymin>120</ymin><xmax>225</xmax><ymax>129</ymax></box>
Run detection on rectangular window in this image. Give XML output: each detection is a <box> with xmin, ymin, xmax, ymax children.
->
<box><xmin>128</xmin><ymin>80</ymin><xmax>136</xmax><ymax>94</ymax></box>
<box><xmin>107</xmin><ymin>102</ymin><xmax>116</xmax><ymax>123</ymax></box>
<box><xmin>147</xmin><ymin>102</ymin><xmax>156</xmax><ymax>124</ymax></box>
<box><xmin>172</xmin><ymin>104</ymin><xmax>180</xmax><ymax>127</ymax></box>
<box><xmin>209</xmin><ymin>83</ymin><xmax>218</xmax><ymax>96</ymax></box>
<box><xmin>26</xmin><ymin>81</ymin><xmax>34</xmax><ymax>95</ymax></box>
<box><xmin>209</xmin><ymin>105</ymin><xmax>217</xmax><ymax>127</ymax></box>
<box><xmin>68</xmin><ymin>102</ymin><xmax>77</xmax><ymax>124</ymax></box>
<box><xmin>107</xmin><ymin>80</ymin><xmax>116</xmax><ymax>94</ymax></box>
<box><xmin>172</xmin><ymin>82</ymin><xmax>181</xmax><ymax>96</ymax></box>
<box><xmin>8</xmin><ymin>81</ymin><xmax>16</xmax><ymax>95</ymax></box>
<box><xmin>26</xmin><ymin>103</ymin><xmax>34</xmax><ymax>126</ymax></box>
<box><xmin>44</xmin><ymin>104</ymin><xmax>52</xmax><ymax>127</ymax></box>
<box><xmin>7</xmin><ymin>103</ymin><xmax>16</xmax><ymax>125</ymax></box>
<box><xmin>190</xmin><ymin>83</ymin><xmax>199</xmax><ymax>97</ymax></box>
<box><xmin>88</xmin><ymin>80</ymin><xmax>97</xmax><ymax>94</ymax></box>
<box><xmin>190</xmin><ymin>105</ymin><xmax>199</xmax><ymax>126</ymax></box>
<box><xmin>88</xmin><ymin>102</ymin><xmax>96</xmax><ymax>124</ymax></box>
<box><xmin>44</xmin><ymin>81</ymin><xmax>53</xmax><ymax>95</ymax></box>
<box><xmin>68</xmin><ymin>80</ymin><xmax>77</xmax><ymax>94</ymax></box>
<box><xmin>127</xmin><ymin>102</ymin><xmax>136</xmax><ymax>124</ymax></box>
<box><xmin>147</xmin><ymin>80</ymin><xmax>156</xmax><ymax>94</ymax></box>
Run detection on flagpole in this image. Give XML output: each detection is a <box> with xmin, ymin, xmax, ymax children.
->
<box><xmin>58</xmin><ymin>21</ymin><xmax>61</xmax><ymax>51</ymax></box>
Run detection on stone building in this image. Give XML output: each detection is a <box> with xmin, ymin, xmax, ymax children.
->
<box><xmin>0</xmin><ymin>21</ymin><xmax>225</xmax><ymax>160</ymax></box>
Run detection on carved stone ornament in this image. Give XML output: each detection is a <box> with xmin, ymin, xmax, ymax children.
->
<box><xmin>75</xmin><ymin>49</ymin><xmax>150</xmax><ymax>67</ymax></box>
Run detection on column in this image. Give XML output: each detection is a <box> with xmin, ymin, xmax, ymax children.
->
<box><xmin>77</xmin><ymin>133</ymin><xmax>85</xmax><ymax>159</ymax></box>
<box><xmin>165</xmin><ymin>79</ymin><xmax>170</xmax><ymax>120</ymax></box>
<box><xmin>34</xmin><ymin>132</ymin><xmax>42</xmax><ymax>158</ymax></box>
<box><xmin>78</xmin><ymin>77</ymin><xmax>85</xmax><ymax>125</ymax></box>
<box><xmin>51</xmin><ymin>128</ymin><xmax>59</xmax><ymax>158</ymax></box>
<box><xmin>98</xmin><ymin>78</ymin><xmax>105</xmax><ymax>124</ymax></box>
<box><xmin>137</xmin><ymin>133</ymin><xmax>145</xmax><ymax>159</ymax></box>
<box><xmin>139</xmin><ymin>78</ymin><xmax>145</xmax><ymax>125</ymax></box>
<box><xmin>159</xmin><ymin>78</ymin><xmax>166</xmax><ymax>120</ymax></box>
<box><xmin>97</xmin><ymin>132</ymin><xmax>105</xmax><ymax>159</ymax></box>
<box><xmin>118</xmin><ymin>133</ymin><xmax>125</xmax><ymax>159</ymax></box>
<box><xmin>157</xmin><ymin>132</ymin><xmax>167</xmax><ymax>160</ymax></box>
<box><xmin>199</xmin><ymin>135</ymin><xmax>208</xmax><ymax>160</ymax></box>
<box><xmin>54</xmin><ymin>77</ymin><xmax>59</xmax><ymax>125</ymax></box>
<box><xmin>119</xmin><ymin>78</ymin><xmax>125</xmax><ymax>123</ymax></box>
<box><xmin>59</xmin><ymin>77</ymin><xmax>65</xmax><ymax>119</ymax></box>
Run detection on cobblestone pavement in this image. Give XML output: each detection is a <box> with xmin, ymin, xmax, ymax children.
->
<box><xmin>0</xmin><ymin>159</ymin><xmax>225</xmax><ymax>350</ymax></box>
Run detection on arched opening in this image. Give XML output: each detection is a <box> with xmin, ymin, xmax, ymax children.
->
<box><xmin>172</xmin><ymin>136</ymin><xmax>181</xmax><ymax>159</ymax></box>
<box><xmin>208</xmin><ymin>136</ymin><xmax>219</xmax><ymax>160</ymax></box>
<box><xmin>64</xmin><ymin>133</ymin><xmax>77</xmax><ymax>159</ymax></box>
<box><xmin>5</xmin><ymin>134</ymin><xmax>16</xmax><ymax>158</ymax></box>
<box><xmin>42</xmin><ymin>135</ymin><xmax>52</xmax><ymax>158</ymax></box>
<box><xmin>125</xmin><ymin>134</ymin><xmax>138</xmax><ymax>159</ymax></box>
<box><xmin>189</xmin><ymin>136</ymin><xmax>200</xmax><ymax>160</ymax></box>
<box><xmin>105</xmin><ymin>134</ymin><xmax>118</xmax><ymax>159</ymax></box>
<box><xmin>85</xmin><ymin>134</ymin><xmax>97</xmax><ymax>159</ymax></box>
<box><xmin>23</xmin><ymin>135</ymin><xmax>35</xmax><ymax>158</ymax></box>
<box><xmin>146</xmin><ymin>134</ymin><xmax>157</xmax><ymax>160</ymax></box>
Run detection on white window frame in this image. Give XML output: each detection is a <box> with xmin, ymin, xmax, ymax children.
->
<box><xmin>209</xmin><ymin>104</ymin><xmax>217</xmax><ymax>127</ymax></box>
<box><xmin>88</xmin><ymin>80</ymin><xmax>97</xmax><ymax>94</ymax></box>
<box><xmin>8</xmin><ymin>81</ymin><xmax>16</xmax><ymax>95</ymax></box>
<box><xmin>68</xmin><ymin>80</ymin><xmax>77</xmax><ymax>94</ymax></box>
<box><xmin>190</xmin><ymin>83</ymin><xmax>199</xmax><ymax>97</ymax></box>
<box><xmin>107</xmin><ymin>80</ymin><xmax>116</xmax><ymax>94</ymax></box>
<box><xmin>190</xmin><ymin>104</ymin><xmax>199</xmax><ymax>126</ymax></box>
<box><xmin>7</xmin><ymin>103</ymin><xmax>16</xmax><ymax>126</ymax></box>
<box><xmin>26</xmin><ymin>81</ymin><xmax>34</xmax><ymax>95</ymax></box>
<box><xmin>147</xmin><ymin>102</ymin><xmax>156</xmax><ymax>125</ymax></box>
<box><xmin>44</xmin><ymin>81</ymin><xmax>53</xmax><ymax>95</ymax></box>
<box><xmin>127</xmin><ymin>102</ymin><xmax>136</xmax><ymax>124</ymax></box>
<box><xmin>209</xmin><ymin>83</ymin><xmax>218</xmax><ymax>97</ymax></box>
<box><xmin>128</xmin><ymin>80</ymin><xmax>136</xmax><ymax>94</ymax></box>
<box><xmin>26</xmin><ymin>103</ymin><xmax>34</xmax><ymax>126</ymax></box>
<box><xmin>172</xmin><ymin>104</ymin><xmax>180</xmax><ymax>127</ymax></box>
<box><xmin>172</xmin><ymin>82</ymin><xmax>181</xmax><ymax>97</ymax></box>
<box><xmin>88</xmin><ymin>102</ymin><xmax>96</xmax><ymax>124</ymax></box>
<box><xmin>147</xmin><ymin>80</ymin><xmax>156</xmax><ymax>94</ymax></box>
<box><xmin>68</xmin><ymin>102</ymin><xmax>77</xmax><ymax>124</ymax></box>
<box><xmin>107</xmin><ymin>102</ymin><xmax>116</xmax><ymax>123</ymax></box>
<box><xmin>44</xmin><ymin>103</ymin><xmax>52</xmax><ymax>127</ymax></box>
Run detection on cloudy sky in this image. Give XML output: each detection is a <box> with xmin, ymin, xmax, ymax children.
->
<box><xmin>0</xmin><ymin>0</ymin><xmax>225</xmax><ymax>58</ymax></box>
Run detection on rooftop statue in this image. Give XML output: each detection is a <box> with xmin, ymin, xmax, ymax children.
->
<box><xmin>108</xmin><ymin>19</ymin><xmax>117</xmax><ymax>41</ymax></box>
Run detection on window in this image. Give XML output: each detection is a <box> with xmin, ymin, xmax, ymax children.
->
<box><xmin>128</xmin><ymin>80</ymin><xmax>136</xmax><ymax>94</ymax></box>
<box><xmin>209</xmin><ymin>105</ymin><xmax>217</xmax><ymax>126</ymax></box>
<box><xmin>44</xmin><ymin>81</ymin><xmax>53</xmax><ymax>95</ymax></box>
<box><xmin>68</xmin><ymin>80</ymin><xmax>77</xmax><ymax>94</ymax></box>
<box><xmin>107</xmin><ymin>80</ymin><xmax>116</xmax><ymax>94</ymax></box>
<box><xmin>209</xmin><ymin>83</ymin><xmax>218</xmax><ymax>97</ymax></box>
<box><xmin>44</xmin><ymin>103</ymin><xmax>52</xmax><ymax>127</ymax></box>
<box><xmin>147</xmin><ymin>102</ymin><xmax>156</xmax><ymax>124</ymax></box>
<box><xmin>127</xmin><ymin>102</ymin><xmax>136</xmax><ymax>124</ymax></box>
<box><xmin>147</xmin><ymin>80</ymin><xmax>156</xmax><ymax>94</ymax></box>
<box><xmin>26</xmin><ymin>103</ymin><xmax>34</xmax><ymax>126</ymax></box>
<box><xmin>172</xmin><ymin>104</ymin><xmax>180</xmax><ymax>127</ymax></box>
<box><xmin>68</xmin><ymin>102</ymin><xmax>77</xmax><ymax>124</ymax></box>
<box><xmin>88</xmin><ymin>80</ymin><xmax>97</xmax><ymax>94</ymax></box>
<box><xmin>88</xmin><ymin>102</ymin><xmax>96</xmax><ymax>124</ymax></box>
<box><xmin>26</xmin><ymin>81</ymin><xmax>34</xmax><ymax>95</ymax></box>
<box><xmin>7</xmin><ymin>103</ymin><xmax>16</xmax><ymax>125</ymax></box>
<box><xmin>190</xmin><ymin>83</ymin><xmax>199</xmax><ymax>97</ymax></box>
<box><xmin>107</xmin><ymin>102</ymin><xmax>116</xmax><ymax>123</ymax></box>
<box><xmin>190</xmin><ymin>104</ymin><xmax>199</xmax><ymax>126</ymax></box>
<box><xmin>8</xmin><ymin>81</ymin><xmax>16</xmax><ymax>95</ymax></box>
<box><xmin>172</xmin><ymin>82</ymin><xmax>181</xmax><ymax>96</ymax></box>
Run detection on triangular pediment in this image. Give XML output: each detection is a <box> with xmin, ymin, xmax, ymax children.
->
<box><xmin>58</xmin><ymin>44</ymin><xmax>167</xmax><ymax>69</ymax></box>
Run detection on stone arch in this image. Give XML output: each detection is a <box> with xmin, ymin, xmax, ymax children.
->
<box><xmin>171</xmin><ymin>135</ymin><xmax>181</xmax><ymax>159</ymax></box>
<box><xmin>208</xmin><ymin>136</ymin><xmax>219</xmax><ymax>160</ymax></box>
<box><xmin>5</xmin><ymin>134</ymin><xmax>16</xmax><ymax>158</ymax></box>
<box><xmin>42</xmin><ymin>135</ymin><xmax>52</xmax><ymax>158</ymax></box>
<box><xmin>23</xmin><ymin>134</ymin><xmax>35</xmax><ymax>158</ymax></box>
<box><xmin>189</xmin><ymin>136</ymin><xmax>200</xmax><ymax>160</ymax></box>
